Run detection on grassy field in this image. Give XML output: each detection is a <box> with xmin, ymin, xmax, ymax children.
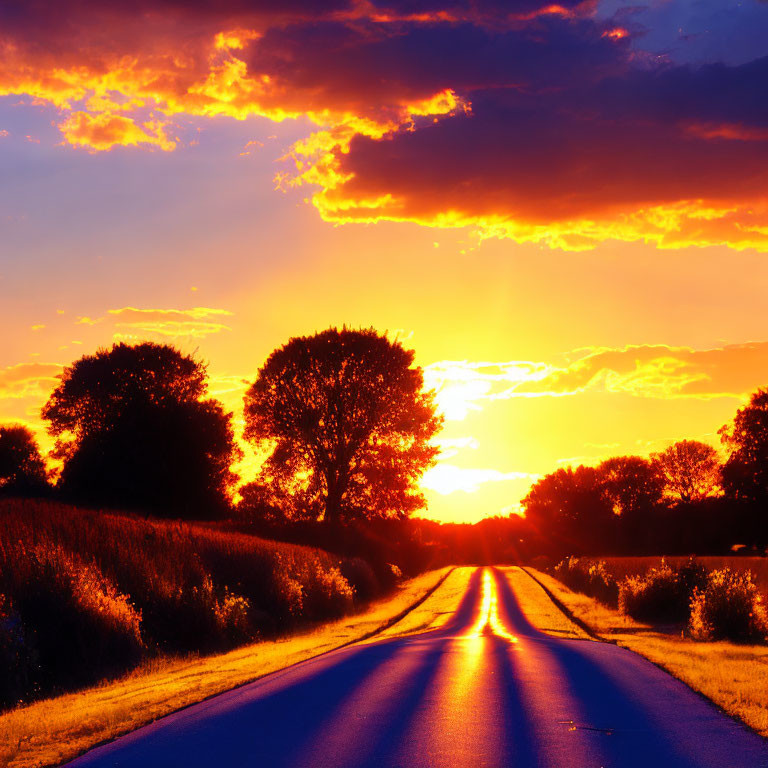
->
<box><xmin>597</xmin><ymin>556</ymin><xmax>768</xmax><ymax>595</ymax></box>
<box><xmin>376</xmin><ymin>566</ymin><xmax>475</xmax><ymax>639</ymax></box>
<box><xmin>0</xmin><ymin>566</ymin><xmax>469</xmax><ymax>768</ymax></box>
<box><xmin>529</xmin><ymin>567</ymin><xmax>768</xmax><ymax>738</ymax></box>
<box><xmin>0</xmin><ymin>499</ymin><xmax>390</xmax><ymax>709</ymax></box>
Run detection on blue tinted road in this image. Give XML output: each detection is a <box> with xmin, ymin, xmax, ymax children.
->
<box><xmin>66</xmin><ymin>568</ymin><xmax>768</xmax><ymax>768</ymax></box>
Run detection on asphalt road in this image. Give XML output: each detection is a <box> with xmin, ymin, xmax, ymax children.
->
<box><xmin>67</xmin><ymin>567</ymin><xmax>768</xmax><ymax>768</ymax></box>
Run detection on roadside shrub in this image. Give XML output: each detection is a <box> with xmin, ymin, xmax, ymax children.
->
<box><xmin>554</xmin><ymin>557</ymin><xmax>618</xmax><ymax>607</ymax></box>
<box><xmin>300</xmin><ymin>564</ymin><xmax>355</xmax><ymax>621</ymax></box>
<box><xmin>0</xmin><ymin>543</ymin><xmax>144</xmax><ymax>698</ymax></box>
<box><xmin>340</xmin><ymin>557</ymin><xmax>380</xmax><ymax>602</ymax></box>
<box><xmin>587</xmin><ymin>561</ymin><xmax>619</xmax><ymax>607</ymax></box>
<box><xmin>214</xmin><ymin>590</ymin><xmax>253</xmax><ymax>646</ymax></box>
<box><xmin>619</xmin><ymin>558</ymin><xmax>710</xmax><ymax>624</ymax></box>
<box><xmin>619</xmin><ymin>562</ymin><xmax>682</xmax><ymax>622</ymax></box>
<box><xmin>689</xmin><ymin>568</ymin><xmax>768</xmax><ymax>642</ymax></box>
<box><xmin>273</xmin><ymin>571</ymin><xmax>305</xmax><ymax>619</ymax></box>
<box><xmin>554</xmin><ymin>556</ymin><xmax>588</xmax><ymax>592</ymax></box>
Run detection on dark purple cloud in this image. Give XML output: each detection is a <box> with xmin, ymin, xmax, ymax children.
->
<box><xmin>2</xmin><ymin>0</ymin><xmax>767</xmax><ymax>247</ymax></box>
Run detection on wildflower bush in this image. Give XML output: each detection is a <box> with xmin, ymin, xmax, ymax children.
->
<box><xmin>619</xmin><ymin>560</ymin><xmax>694</xmax><ymax>623</ymax></box>
<box><xmin>617</xmin><ymin>558</ymin><xmax>708</xmax><ymax>624</ymax></box>
<box><xmin>689</xmin><ymin>568</ymin><xmax>768</xmax><ymax>642</ymax></box>
<box><xmin>0</xmin><ymin>499</ymin><xmax>382</xmax><ymax>710</ymax></box>
<box><xmin>555</xmin><ymin>554</ymin><xmax>768</xmax><ymax>643</ymax></box>
<box><xmin>340</xmin><ymin>557</ymin><xmax>379</xmax><ymax>602</ymax></box>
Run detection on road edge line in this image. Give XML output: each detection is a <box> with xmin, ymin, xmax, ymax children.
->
<box><xmin>335</xmin><ymin>565</ymin><xmax>457</xmax><ymax>648</ymax></box>
<box><xmin>518</xmin><ymin>566</ymin><xmax>615</xmax><ymax>643</ymax></box>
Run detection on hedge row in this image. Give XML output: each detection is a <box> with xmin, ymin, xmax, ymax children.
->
<box><xmin>553</xmin><ymin>556</ymin><xmax>768</xmax><ymax>643</ymax></box>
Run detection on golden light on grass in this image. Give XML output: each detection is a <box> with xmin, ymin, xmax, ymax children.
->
<box><xmin>498</xmin><ymin>567</ymin><xmax>590</xmax><ymax>640</ymax></box>
<box><xmin>376</xmin><ymin>567</ymin><xmax>476</xmax><ymax>640</ymax></box>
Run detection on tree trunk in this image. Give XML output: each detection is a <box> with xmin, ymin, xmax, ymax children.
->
<box><xmin>325</xmin><ymin>479</ymin><xmax>343</xmax><ymax>524</ymax></box>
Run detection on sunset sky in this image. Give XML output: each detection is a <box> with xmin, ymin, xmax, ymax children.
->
<box><xmin>2</xmin><ymin>0</ymin><xmax>768</xmax><ymax>522</ymax></box>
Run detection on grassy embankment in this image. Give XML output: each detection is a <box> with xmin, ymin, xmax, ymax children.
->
<box><xmin>497</xmin><ymin>566</ymin><xmax>590</xmax><ymax>640</ymax></box>
<box><xmin>527</xmin><ymin>565</ymin><xmax>768</xmax><ymax>738</ymax></box>
<box><xmin>0</xmin><ymin>566</ymin><xmax>474</xmax><ymax>768</ymax></box>
<box><xmin>0</xmin><ymin>498</ymin><xmax>401</xmax><ymax>711</ymax></box>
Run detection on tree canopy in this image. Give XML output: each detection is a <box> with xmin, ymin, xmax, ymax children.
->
<box><xmin>42</xmin><ymin>342</ymin><xmax>239</xmax><ymax>517</ymax></box>
<box><xmin>0</xmin><ymin>425</ymin><xmax>49</xmax><ymax>496</ymax></box>
<box><xmin>243</xmin><ymin>327</ymin><xmax>442</xmax><ymax>523</ymax></box>
<box><xmin>521</xmin><ymin>465</ymin><xmax>617</xmax><ymax>556</ymax></box>
<box><xmin>651</xmin><ymin>439</ymin><xmax>721</xmax><ymax>503</ymax></box>
<box><xmin>720</xmin><ymin>388</ymin><xmax>768</xmax><ymax>504</ymax></box>
<box><xmin>598</xmin><ymin>455</ymin><xmax>664</xmax><ymax>517</ymax></box>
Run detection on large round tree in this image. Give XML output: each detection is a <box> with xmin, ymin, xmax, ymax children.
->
<box><xmin>650</xmin><ymin>439</ymin><xmax>721</xmax><ymax>503</ymax></box>
<box><xmin>42</xmin><ymin>342</ymin><xmax>239</xmax><ymax>517</ymax></box>
<box><xmin>521</xmin><ymin>465</ymin><xmax>618</xmax><ymax>556</ymax></box>
<box><xmin>243</xmin><ymin>328</ymin><xmax>442</xmax><ymax>523</ymax></box>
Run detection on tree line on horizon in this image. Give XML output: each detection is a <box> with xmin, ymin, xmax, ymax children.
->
<box><xmin>520</xmin><ymin>393</ymin><xmax>768</xmax><ymax>557</ymax></box>
<box><xmin>0</xmin><ymin>328</ymin><xmax>442</xmax><ymax>529</ymax></box>
<box><xmin>1</xmin><ymin>327</ymin><xmax>768</xmax><ymax>560</ymax></box>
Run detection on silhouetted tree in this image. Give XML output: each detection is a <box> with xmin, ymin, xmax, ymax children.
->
<box><xmin>0</xmin><ymin>425</ymin><xmax>49</xmax><ymax>496</ymax></box>
<box><xmin>42</xmin><ymin>342</ymin><xmax>239</xmax><ymax>517</ymax></box>
<box><xmin>720</xmin><ymin>388</ymin><xmax>768</xmax><ymax>505</ymax></box>
<box><xmin>596</xmin><ymin>456</ymin><xmax>664</xmax><ymax>552</ymax></box>
<box><xmin>598</xmin><ymin>455</ymin><xmax>664</xmax><ymax>516</ymax></box>
<box><xmin>243</xmin><ymin>328</ymin><xmax>442</xmax><ymax>524</ymax></box>
<box><xmin>521</xmin><ymin>465</ymin><xmax>616</xmax><ymax>556</ymax></box>
<box><xmin>651</xmin><ymin>440</ymin><xmax>721</xmax><ymax>503</ymax></box>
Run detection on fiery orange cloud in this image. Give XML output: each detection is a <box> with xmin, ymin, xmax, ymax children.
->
<box><xmin>686</xmin><ymin>122</ymin><xmax>768</xmax><ymax>142</ymax></box>
<box><xmin>111</xmin><ymin>323</ymin><xmax>231</xmax><ymax>340</ymax></box>
<box><xmin>424</xmin><ymin>342</ymin><xmax>768</xmax><ymax>423</ymax></box>
<box><xmin>107</xmin><ymin>307</ymin><xmax>233</xmax><ymax>320</ymax></box>
<box><xmin>104</xmin><ymin>307</ymin><xmax>234</xmax><ymax>339</ymax></box>
<box><xmin>518</xmin><ymin>343</ymin><xmax>768</xmax><ymax>399</ymax></box>
<box><xmin>73</xmin><ymin>307</ymin><xmax>234</xmax><ymax>339</ymax></box>
<box><xmin>2</xmin><ymin>1</ymin><xmax>767</xmax><ymax>251</ymax></box>
<box><xmin>59</xmin><ymin>112</ymin><xmax>176</xmax><ymax>152</ymax></box>
<box><xmin>602</xmin><ymin>27</ymin><xmax>628</xmax><ymax>39</ymax></box>
<box><xmin>0</xmin><ymin>363</ymin><xmax>62</xmax><ymax>400</ymax></box>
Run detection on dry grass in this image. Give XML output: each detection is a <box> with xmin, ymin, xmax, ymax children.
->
<box><xmin>530</xmin><ymin>568</ymin><xmax>768</xmax><ymax>738</ymax></box>
<box><xmin>498</xmin><ymin>567</ymin><xmax>590</xmax><ymax>640</ymax></box>
<box><xmin>0</xmin><ymin>567</ymin><xmax>453</xmax><ymax>768</ymax></box>
<box><xmin>376</xmin><ymin>566</ymin><xmax>475</xmax><ymax>639</ymax></box>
